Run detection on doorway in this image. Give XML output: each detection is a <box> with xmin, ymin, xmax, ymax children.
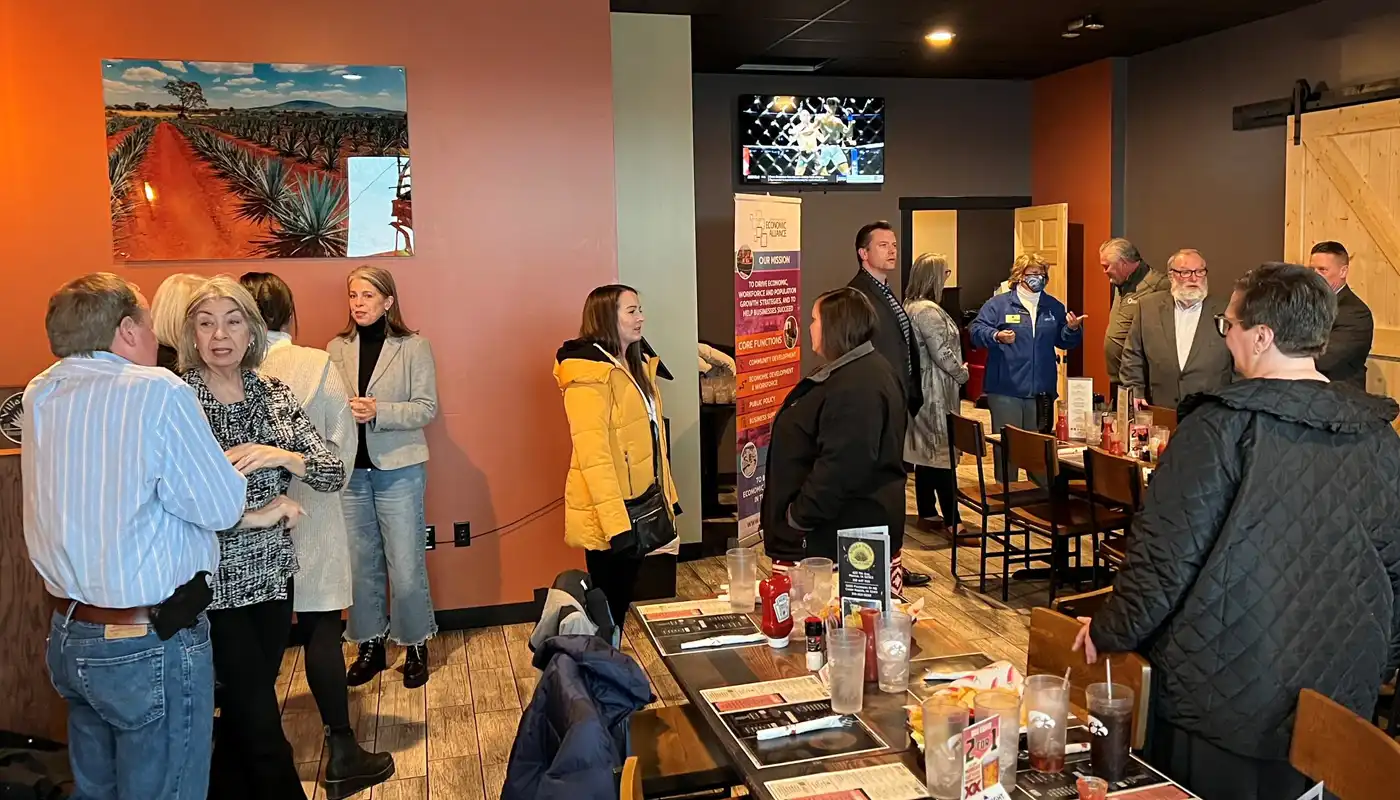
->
<box><xmin>900</xmin><ymin>196</ymin><xmax>1031</xmax><ymax>318</ymax></box>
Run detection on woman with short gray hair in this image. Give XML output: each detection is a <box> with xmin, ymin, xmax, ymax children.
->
<box><xmin>903</xmin><ymin>254</ymin><xmax>968</xmax><ymax>533</ymax></box>
<box><xmin>179</xmin><ymin>275</ymin><xmax>346</xmax><ymax>799</ymax></box>
<box><xmin>1076</xmin><ymin>263</ymin><xmax>1400</xmax><ymax>800</ymax></box>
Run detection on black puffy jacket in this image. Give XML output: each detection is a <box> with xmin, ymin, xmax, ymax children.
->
<box><xmin>502</xmin><ymin>636</ymin><xmax>654</xmax><ymax>800</ymax></box>
<box><xmin>761</xmin><ymin>342</ymin><xmax>908</xmax><ymax>562</ymax></box>
<box><xmin>1092</xmin><ymin>379</ymin><xmax>1400</xmax><ymax>761</ymax></box>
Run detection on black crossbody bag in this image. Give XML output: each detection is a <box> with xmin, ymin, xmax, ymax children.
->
<box><xmin>598</xmin><ymin>346</ymin><xmax>676</xmax><ymax>559</ymax></box>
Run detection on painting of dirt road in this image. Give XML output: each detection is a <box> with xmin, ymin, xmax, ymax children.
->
<box><xmin>103</xmin><ymin>59</ymin><xmax>413</xmax><ymax>262</ymax></box>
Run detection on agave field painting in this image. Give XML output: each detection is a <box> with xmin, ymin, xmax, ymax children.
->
<box><xmin>102</xmin><ymin>59</ymin><xmax>413</xmax><ymax>261</ymax></box>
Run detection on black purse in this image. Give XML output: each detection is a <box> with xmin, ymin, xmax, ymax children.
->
<box><xmin>601</xmin><ymin>346</ymin><xmax>676</xmax><ymax>559</ymax></box>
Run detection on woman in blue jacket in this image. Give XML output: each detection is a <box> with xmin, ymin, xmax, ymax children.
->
<box><xmin>970</xmin><ymin>254</ymin><xmax>1085</xmax><ymax>480</ymax></box>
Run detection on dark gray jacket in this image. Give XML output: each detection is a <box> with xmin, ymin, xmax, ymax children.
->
<box><xmin>1092</xmin><ymin>379</ymin><xmax>1400</xmax><ymax>761</ymax></box>
<box><xmin>1119</xmin><ymin>292</ymin><xmax>1234</xmax><ymax>411</ymax></box>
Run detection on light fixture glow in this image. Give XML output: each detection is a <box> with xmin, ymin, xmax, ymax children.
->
<box><xmin>1061</xmin><ymin>30</ymin><xmax>1081</xmax><ymax>38</ymax></box>
<box><xmin>143</xmin><ymin>182</ymin><xmax>156</xmax><ymax>202</ymax></box>
<box><xmin>925</xmin><ymin>30</ymin><xmax>956</xmax><ymax>44</ymax></box>
<box><xmin>342</xmin><ymin>74</ymin><xmax>362</xmax><ymax>81</ymax></box>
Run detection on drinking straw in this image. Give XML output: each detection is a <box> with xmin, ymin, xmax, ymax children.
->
<box><xmin>1106</xmin><ymin>660</ymin><xmax>1114</xmax><ymax>700</ymax></box>
<box><xmin>1062</xmin><ymin>666</ymin><xmax>1072</xmax><ymax>689</ymax></box>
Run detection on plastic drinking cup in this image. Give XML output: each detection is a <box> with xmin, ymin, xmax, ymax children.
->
<box><xmin>1086</xmin><ymin>682</ymin><xmax>1134</xmax><ymax>782</ymax></box>
<box><xmin>875</xmin><ymin>610</ymin><xmax>914</xmax><ymax>693</ymax></box>
<box><xmin>799</xmin><ymin>556</ymin><xmax>834</xmax><ymax>613</ymax></box>
<box><xmin>727</xmin><ymin>548</ymin><xmax>757</xmax><ymax>611</ymax></box>
<box><xmin>1024</xmin><ymin>674</ymin><xmax>1070</xmax><ymax>773</ymax></box>
<box><xmin>974</xmin><ymin>688</ymin><xmax>1020</xmax><ymax>790</ymax></box>
<box><xmin>826</xmin><ymin>628</ymin><xmax>866</xmax><ymax>714</ymax></box>
<box><xmin>923</xmin><ymin>698</ymin><xmax>969</xmax><ymax>800</ymax></box>
<box><xmin>1077</xmin><ymin>776</ymin><xmax>1109</xmax><ymax>800</ymax></box>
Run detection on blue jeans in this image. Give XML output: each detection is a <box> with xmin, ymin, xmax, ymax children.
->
<box><xmin>46</xmin><ymin>611</ymin><xmax>214</xmax><ymax>800</ymax></box>
<box><xmin>344</xmin><ymin>463</ymin><xmax>437</xmax><ymax>645</ymax></box>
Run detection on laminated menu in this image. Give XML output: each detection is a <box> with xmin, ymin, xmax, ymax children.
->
<box><xmin>635</xmin><ymin>598</ymin><xmax>762</xmax><ymax>656</ymax></box>
<box><xmin>764</xmin><ymin>763</ymin><xmax>929</xmax><ymax>800</ymax></box>
<box><xmin>837</xmin><ymin>526</ymin><xmax>891</xmax><ymax>617</ymax></box>
<box><xmin>1012</xmin><ymin>753</ymin><xmax>1192</xmax><ymax>799</ymax></box>
<box><xmin>700</xmin><ymin>676</ymin><xmax>887</xmax><ymax>769</ymax></box>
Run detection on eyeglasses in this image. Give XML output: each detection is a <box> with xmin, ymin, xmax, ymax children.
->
<box><xmin>1213</xmin><ymin>314</ymin><xmax>1237</xmax><ymax>337</ymax></box>
<box><xmin>1170</xmin><ymin>268</ymin><xmax>1208</xmax><ymax>279</ymax></box>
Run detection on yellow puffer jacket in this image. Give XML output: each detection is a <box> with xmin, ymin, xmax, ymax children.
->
<box><xmin>554</xmin><ymin>339</ymin><xmax>680</xmax><ymax>550</ymax></box>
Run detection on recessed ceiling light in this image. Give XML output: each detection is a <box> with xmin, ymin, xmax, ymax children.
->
<box><xmin>1061</xmin><ymin>30</ymin><xmax>1080</xmax><ymax>38</ymax></box>
<box><xmin>1082</xmin><ymin>14</ymin><xmax>1104</xmax><ymax>30</ymax></box>
<box><xmin>925</xmin><ymin>30</ymin><xmax>955</xmax><ymax>45</ymax></box>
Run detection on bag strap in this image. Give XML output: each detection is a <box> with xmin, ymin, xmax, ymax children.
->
<box><xmin>594</xmin><ymin>344</ymin><xmax>664</xmax><ymax>487</ymax></box>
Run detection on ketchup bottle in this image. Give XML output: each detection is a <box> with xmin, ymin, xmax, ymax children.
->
<box><xmin>859</xmin><ymin>608</ymin><xmax>880</xmax><ymax>683</ymax></box>
<box><xmin>760</xmin><ymin>573</ymin><xmax>793</xmax><ymax>648</ymax></box>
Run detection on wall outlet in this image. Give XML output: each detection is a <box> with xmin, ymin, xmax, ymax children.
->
<box><xmin>453</xmin><ymin>521</ymin><xmax>471</xmax><ymax>547</ymax></box>
<box><xmin>425</xmin><ymin>524</ymin><xmax>436</xmax><ymax>551</ymax></box>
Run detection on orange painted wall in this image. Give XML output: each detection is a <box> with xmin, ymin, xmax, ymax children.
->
<box><xmin>0</xmin><ymin>0</ymin><xmax>617</xmax><ymax>610</ymax></box>
<box><xmin>1032</xmin><ymin>60</ymin><xmax>1115</xmax><ymax>389</ymax></box>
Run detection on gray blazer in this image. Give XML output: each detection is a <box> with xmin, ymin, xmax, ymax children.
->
<box><xmin>1120</xmin><ymin>292</ymin><xmax>1234</xmax><ymax>411</ymax></box>
<box><xmin>327</xmin><ymin>332</ymin><xmax>438</xmax><ymax>470</ymax></box>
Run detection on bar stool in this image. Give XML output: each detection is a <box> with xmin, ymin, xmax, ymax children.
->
<box><xmin>947</xmin><ymin>413</ymin><xmax>1046</xmax><ymax>593</ymax></box>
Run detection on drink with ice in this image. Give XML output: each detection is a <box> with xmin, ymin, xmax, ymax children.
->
<box><xmin>827</xmin><ymin>628</ymin><xmax>866</xmax><ymax>714</ymax></box>
<box><xmin>875</xmin><ymin>610</ymin><xmax>913</xmax><ymax>693</ymax></box>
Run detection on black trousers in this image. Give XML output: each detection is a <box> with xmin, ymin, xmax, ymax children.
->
<box><xmin>294</xmin><ymin>610</ymin><xmax>351</xmax><ymax>733</ymax></box>
<box><xmin>1148</xmin><ymin>717</ymin><xmax>1311</xmax><ymax>800</ymax></box>
<box><xmin>585</xmin><ymin>548</ymin><xmax>644</xmax><ymax>630</ymax></box>
<box><xmin>913</xmin><ymin>466</ymin><xmax>959</xmax><ymax>526</ymax></box>
<box><xmin>208</xmin><ymin>590</ymin><xmax>306</xmax><ymax>800</ymax></box>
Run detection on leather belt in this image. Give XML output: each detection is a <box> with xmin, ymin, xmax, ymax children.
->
<box><xmin>50</xmin><ymin>596</ymin><xmax>152</xmax><ymax>625</ymax></box>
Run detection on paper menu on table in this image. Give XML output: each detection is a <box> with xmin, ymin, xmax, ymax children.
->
<box><xmin>700</xmin><ymin>675</ymin><xmax>829</xmax><ymax>714</ymax></box>
<box><xmin>637</xmin><ymin>598</ymin><xmax>737</xmax><ymax>621</ymax></box>
<box><xmin>1067</xmin><ymin>377</ymin><xmax>1094</xmax><ymax>440</ymax></box>
<box><xmin>763</xmin><ymin>763</ymin><xmax>929</xmax><ymax>800</ymax></box>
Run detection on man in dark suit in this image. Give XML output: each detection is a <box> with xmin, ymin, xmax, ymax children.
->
<box><xmin>1308</xmin><ymin>241</ymin><xmax>1374</xmax><ymax>389</ymax></box>
<box><xmin>847</xmin><ymin>220</ymin><xmax>929</xmax><ymax>587</ymax></box>
<box><xmin>1119</xmin><ymin>249</ymin><xmax>1234</xmax><ymax>411</ymax></box>
<box><xmin>848</xmin><ymin>221</ymin><xmax>923</xmax><ymax>416</ymax></box>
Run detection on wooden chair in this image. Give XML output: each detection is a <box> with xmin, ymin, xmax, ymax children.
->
<box><xmin>620</xmin><ymin>756</ymin><xmax>644</xmax><ymax>800</ymax></box>
<box><xmin>1290</xmin><ymin>688</ymin><xmax>1400</xmax><ymax>799</ymax></box>
<box><xmin>1000</xmin><ymin>427</ymin><xmax>1130</xmax><ymax>605</ymax></box>
<box><xmin>1082</xmin><ymin>448</ymin><xmax>1144</xmax><ymax>586</ymax></box>
<box><xmin>1146</xmin><ymin>405</ymin><xmax>1177</xmax><ymax>434</ymax></box>
<box><xmin>1027</xmin><ymin>607</ymin><xmax>1152</xmax><ymax>750</ymax></box>
<box><xmin>948</xmin><ymin>413</ymin><xmax>1047</xmax><ymax>594</ymax></box>
<box><xmin>1050</xmin><ymin>586</ymin><xmax>1115</xmax><ymax>619</ymax></box>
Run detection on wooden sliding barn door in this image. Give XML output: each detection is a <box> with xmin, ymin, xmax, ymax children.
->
<box><xmin>1284</xmin><ymin>98</ymin><xmax>1400</xmax><ymax>426</ymax></box>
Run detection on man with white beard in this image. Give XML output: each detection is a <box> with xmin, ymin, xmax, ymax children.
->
<box><xmin>1120</xmin><ymin>249</ymin><xmax>1235</xmax><ymax>411</ymax></box>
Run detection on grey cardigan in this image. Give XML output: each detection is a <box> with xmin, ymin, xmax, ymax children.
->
<box><xmin>327</xmin><ymin>332</ymin><xmax>438</xmax><ymax>470</ymax></box>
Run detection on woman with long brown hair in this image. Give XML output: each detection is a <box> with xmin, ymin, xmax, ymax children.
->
<box><xmin>554</xmin><ymin>284</ymin><xmax>679</xmax><ymax>628</ymax></box>
<box><xmin>327</xmin><ymin>265</ymin><xmax>439</xmax><ymax>689</ymax></box>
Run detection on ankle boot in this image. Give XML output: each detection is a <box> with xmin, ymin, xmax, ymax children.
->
<box><xmin>403</xmin><ymin>642</ymin><xmax>429</xmax><ymax>689</ymax></box>
<box><xmin>323</xmin><ymin>727</ymin><xmax>394</xmax><ymax>800</ymax></box>
<box><xmin>346</xmin><ymin>638</ymin><xmax>386</xmax><ymax>687</ymax></box>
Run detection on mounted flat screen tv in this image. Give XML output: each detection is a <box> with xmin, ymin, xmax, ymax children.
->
<box><xmin>739</xmin><ymin>95</ymin><xmax>885</xmax><ymax>186</ymax></box>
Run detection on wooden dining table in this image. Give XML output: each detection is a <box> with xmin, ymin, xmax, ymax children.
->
<box><xmin>630</xmin><ymin>598</ymin><xmax>1194</xmax><ymax>800</ymax></box>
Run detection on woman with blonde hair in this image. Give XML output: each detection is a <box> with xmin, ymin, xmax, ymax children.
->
<box><xmin>555</xmin><ymin>284</ymin><xmax>679</xmax><ymax>628</ymax></box>
<box><xmin>970</xmin><ymin>254</ymin><xmax>1085</xmax><ymax>480</ymax></box>
<box><xmin>328</xmin><ymin>265</ymin><xmax>439</xmax><ymax>689</ymax></box>
<box><xmin>178</xmin><ymin>276</ymin><xmax>346</xmax><ymax>799</ymax></box>
<box><xmin>903</xmin><ymin>254</ymin><xmax>968</xmax><ymax>533</ymax></box>
<box><xmin>150</xmin><ymin>272</ymin><xmax>206</xmax><ymax>371</ymax></box>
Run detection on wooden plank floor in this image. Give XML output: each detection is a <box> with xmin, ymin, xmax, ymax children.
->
<box><xmin>276</xmin><ymin>404</ymin><xmax>1036</xmax><ymax>799</ymax></box>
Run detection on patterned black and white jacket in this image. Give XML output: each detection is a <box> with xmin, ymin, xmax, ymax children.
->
<box><xmin>184</xmin><ymin>369</ymin><xmax>345</xmax><ymax>610</ymax></box>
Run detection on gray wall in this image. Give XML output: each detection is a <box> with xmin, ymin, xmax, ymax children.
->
<box><xmin>693</xmin><ymin>74</ymin><xmax>1033</xmax><ymax>361</ymax></box>
<box><xmin>1123</xmin><ymin>0</ymin><xmax>1400</xmax><ymax>286</ymax></box>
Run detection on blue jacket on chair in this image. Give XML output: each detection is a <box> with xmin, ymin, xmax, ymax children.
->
<box><xmin>970</xmin><ymin>289</ymin><xmax>1082</xmax><ymax>398</ymax></box>
<box><xmin>502</xmin><ymin>635</ymin><xmax>655</xmax><ymax>800</ymax></box>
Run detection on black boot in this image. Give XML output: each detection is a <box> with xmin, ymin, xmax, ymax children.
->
<box><xmin>346</xmin><ymin>638</ymin><xmax>386</xmax><ymax>687</ymax></box>
<box><xmin>403</xmin><ymin>642</ymin><xmax>429</xmax><ymax>689</ymax></box>
<box><xmin>323</xmin><ymin>727</ymin><xmax>395</xmax><ymax>800</ymax></box>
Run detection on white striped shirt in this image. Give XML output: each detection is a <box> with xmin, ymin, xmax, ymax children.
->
<box><xmin>22</xmin><ymin>352</ymin><xmax>248</xmax><ymax>607</ymax></box>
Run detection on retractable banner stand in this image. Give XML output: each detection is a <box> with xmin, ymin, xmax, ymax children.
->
<box><xmin>734</xmin><ymin>193</ymin><xmax>802</xmax><ymax>543</ymax></box>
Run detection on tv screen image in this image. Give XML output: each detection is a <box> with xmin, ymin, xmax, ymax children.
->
<box><xmin>740</xmin><ymin>95</ymin><xmax>885</xmax><ymax>186</ymax></box>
